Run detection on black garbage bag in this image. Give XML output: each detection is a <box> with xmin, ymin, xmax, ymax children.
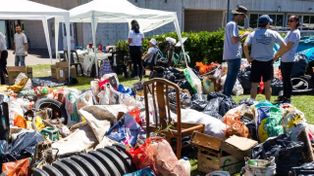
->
<box><xmin>168</xmin><ymin>91</ymin><xmax>191</xmax><ymax>108</ymax></box>
<box><xmin>0</xmin><ymin>101</ymin><xmax>9</xmax><ymax>141</ymax></box>
<box><xmin>238</xmin><ymin>66</ymin><xmax>251</xmax><ymax>94</ymax></box>
<box><xmin>271</xmin><ymin>78</ymin><xmax>283</xmax><ymax>96</ymax></box>
<box><xmin>238</xmin><ymin>98</ymin><xmax>255</xmax><ymax>106</ymax></box>
<box><xmin>203</xmin><ymin>97</ymin><xmax>223</xmax><ymax>119</ymax></box>
<box><xmin>207</xmin><ymin>92</ymin><xmax>236</xmax><ymax>117</ymax></box>
<box><xmin>290</xmin><ymin>161</ymin><xmax>314</xmax><ymax>175</ymax></box>
<box><xmin>0</xmin><ymin>131</ymin><xmax>44</xmax><ymax>164</ymax></box>
<box><xmin>190</xmin><ymin>94</ymin><xmax>208</xmax><ymax>111</ymax></box>
<box><xmin>150</xmin><ymin>66</ymin><xmax>165</xmax><ymax>78</ymax></box>
<box><xmin>251</xmin><ymin>134</ymin><xmax>306</xmax><ymax>176</ymax></box>
<box><xmin>177</xmin><ymin>80</ymin><xmax>195</xmax><ymax>96</ymax></box>
<box><xmin>291</xmin><ymin>54</ymin><xmax>308</xmax><ymax>77</ymax></box>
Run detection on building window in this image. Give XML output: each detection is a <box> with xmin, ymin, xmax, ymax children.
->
<box><xmin>249</xmin><ymin>13</ymin><xmax>284</xmax><ymax>29</ymax></box>
<box><xmin>302</xmin><ymin>15</ymin><xmax>314</xmax><ymax>29</ymax></box>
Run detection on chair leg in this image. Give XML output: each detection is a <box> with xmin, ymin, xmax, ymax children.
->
<box><xmin>78</xmin><ymin>63</ymin><xmax>84</xmax><ymax>76</ymax></box>
<box><xmin>176</xmin><ymin>136</ymin><xmax>182</xmax><ymax>159</ymax></box>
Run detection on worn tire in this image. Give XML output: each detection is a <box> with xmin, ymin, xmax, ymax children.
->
<box><xmin>35</xmin><ymin>98</ymin><xmax>68</xmax><ymax>124</ymax></box>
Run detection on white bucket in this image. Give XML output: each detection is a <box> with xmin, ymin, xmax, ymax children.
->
<box><xmin>244</xmin><ymin>158</ymin><xmax>276</xmax><ymax>176</ymax></box>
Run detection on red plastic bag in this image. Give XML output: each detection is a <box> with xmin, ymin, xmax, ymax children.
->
<box><xmin>2</xmin><ymin>158</ymin><xmax>31</xmax><ymax>176</ymax></box>
<box><xmin>128</xmin><ymin>137</ymin><xmax>157</xmax><ymax>172</ymax></box>
<box><xmin>128</xmin><ymin>108</ymin><xmax>142</xmax><ymax>126</ymax></box>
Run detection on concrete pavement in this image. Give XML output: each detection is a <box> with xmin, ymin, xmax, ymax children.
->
<box><xmin>7</xmin><ymin>49</ymin><xmax>57</xmax><ymax>66</ymax></box>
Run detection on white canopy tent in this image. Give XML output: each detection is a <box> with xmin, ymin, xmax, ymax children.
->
<box><xmin>0</xmin><ymin>0</ymin><xmax>72</xmax><ymax>81</ymax></box>
<box><xmin>67</xmin><ymin>0</ymin><xmax>187</xmax><ymax>77</ymax></box>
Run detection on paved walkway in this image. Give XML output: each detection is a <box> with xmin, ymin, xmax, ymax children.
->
<box><xmin>7</xmin><ymin>49</ymin><xmax>57</xmax><ymax>66</ymax></box>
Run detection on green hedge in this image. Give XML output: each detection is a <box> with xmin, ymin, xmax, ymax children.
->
<box><xmin>116</xmin><ymin>29</ymin><xmax>226</xmax><ymax>66</ymax></box>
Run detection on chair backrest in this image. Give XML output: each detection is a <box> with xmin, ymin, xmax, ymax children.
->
<box><xmin>64</xmin><ymin>50</ymin><xmax>80</xmax><ymax>64</ymax></box>
<box><xmin>143</xmin><ymin>78</ymin><xmax>181</xmax><ymax>131</ymax></box>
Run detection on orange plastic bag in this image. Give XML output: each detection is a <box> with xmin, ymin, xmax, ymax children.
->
<box><xmin>223</xmin><ymin>113</ymin><xmax>249</xmax><ymax>138</ymax></box>
<box><xmin>2</xmin><ymin>158</ymin><xmax>31</xmax><ymax>176</ymax></box>
<box><xmin>13</xmin><ymin>115</ymin><xmax>27</xmax><ymax>128</ymax></box>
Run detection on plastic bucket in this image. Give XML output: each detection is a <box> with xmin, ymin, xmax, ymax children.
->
<box><xmin>244</xmin><ymin>158</ymin><xmax>276</xmax><ymax>176</ymax></box>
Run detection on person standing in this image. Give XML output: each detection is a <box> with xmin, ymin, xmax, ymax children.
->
<box><xmin>0</xmin><ymin>32</ymin><xmax>8</xmax><ymax>84</ymax></box>
<box><xmin>244</xmin><ymin>15</ymin><xmax>287</xmax><ymax>101</ymax></box>
<box><xmin>13</xmin><ymin>24</ymin><xmax>28</xmax><ymax>66</ymax></box>
<box><xmin>128</xmin><ymin>20</ymin><xmax>144</xmax><ymax>81</ymax></box>
<box><xmin>222</xmin><ymin>5</ymin><xmax>249</xmax><ymax>96</ymax></box>
<box><xmin>276</xmin><ymin>15</ymin><xmax>301</xmax><ymax>103</ymax></box>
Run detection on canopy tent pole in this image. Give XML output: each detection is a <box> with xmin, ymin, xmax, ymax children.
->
<box><xmin>91</xmin><ymin>11</ymin><xmax>98</xmax><ymax>78</ymax></box>
<box><xmin>42</xmin><ymin>17</ymin><xmax>52</xmax><ymax>64</ymax></box>
<box><xmin>64</xmin><ymin>16</ymin><xmax>72</xmax><ymax>82</ymax></box>
<box><xmin>173</xmin><ymin>17</ymin><xmax>188</xmax><ymax>67</ymax></box>
<box><xmin>55</xmin><ymin>18</ymin><xmax>60</xmax><ymax>60</ymax></box>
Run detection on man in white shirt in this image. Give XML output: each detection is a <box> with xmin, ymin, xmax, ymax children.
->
<box><xmin>244</xmin><ymin>15</ymin><xmax>287</xmax><ymax>101</ymax></box>
<box><xmin>13</xmin><ymin>24</ymin><xmax>28</xmax><ymax>66</ymax></box>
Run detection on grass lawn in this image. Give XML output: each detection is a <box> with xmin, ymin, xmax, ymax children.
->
<box><xmin>32</xmin><ymin>64</ymin><xmax>314</xmax><ymax>123</ymax></box>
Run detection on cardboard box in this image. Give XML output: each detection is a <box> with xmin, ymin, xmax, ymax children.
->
<box><xmin>51</xmin><ymin>65</ymin><xmax>76</xmax><ymax>82</ymax></box>
<box><xmin>191</xmin><ymin>132</ymin><xmax>258</xmax><ymax>174</ymax></box>
<box><xmin>197</xmin><ymin>148</ymin><xmax>243</xmax><ymax>174</ymax></box>
<box><xmin>221</xmin><ymin>135</ymin><xmax>258</xmax><ymax>160</ymax></box>
<box><xmin>56</xmin><ymin>61</ymin><xmax>69</xmax><ymax>68</ymax></box>
<box><xmin>7</xmin><ymin>66</ymin><xmax>32</xmax><ymax>84</ymax></box>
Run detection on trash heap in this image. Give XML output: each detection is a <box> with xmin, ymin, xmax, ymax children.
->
<box><xmin>0</xmin><ymin>63</ymin><xmax>313</xmax><ymax>176</ymax></box>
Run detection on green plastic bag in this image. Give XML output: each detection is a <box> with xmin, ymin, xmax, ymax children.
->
<box><xmin>183</xmin><ymin>67</ymin><xmax>202</xmax><ymax>96</ymax></box>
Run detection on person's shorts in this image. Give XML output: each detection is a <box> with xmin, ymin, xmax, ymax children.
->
<box><xmin>250</xmin><ymin>60</ymin><xmax>273</xmax><ymax>83</ymax></box>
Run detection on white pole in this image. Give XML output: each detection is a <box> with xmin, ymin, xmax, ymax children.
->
<box><xmin>42</xmin><ymin>18</ymin><xmax>52</xmax><ymax>64</ymax></box>
<box><xmin>65</xmin><ymin>16</ymin><xmax>72</xmax><ymax>82</ymax></box>
<box><xmin>91</xmin><ymin>12</ymin><xmax>98</xmax><ymax>78</ymax></box>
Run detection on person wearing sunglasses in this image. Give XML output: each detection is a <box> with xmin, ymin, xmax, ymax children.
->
<box><xmin>276</xmin><ymin>15</ymin><xmax>301</xmax><ymax>103</ymax></box>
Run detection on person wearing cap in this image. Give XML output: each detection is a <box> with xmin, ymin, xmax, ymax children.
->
<box><xmin>222</xmin><ymin>5</ymin><xmax>250</xmax><ymax>96</ymax></box>
<box><xmin>128</xmin><ymin>20</ymin><xmax>144</xmax><ymax>80</ymax></box>
<box><xmin>142</xmin><ymin>38</ymin><xmax>158</xmax><ymax>74</ymax></box>
<box><xmin>244</xmin><ymin>14</ymin><xmax>287</xmax><ymax>101</ymax></box>
<box><xmin>276</xmin><ymin>15</ymin><xmax>301</xmax><ymax>103</ymax></box>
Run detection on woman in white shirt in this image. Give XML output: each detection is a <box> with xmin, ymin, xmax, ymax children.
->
<box><xmin>128</xmin><ymin>20</ymin><xmax>144</xmax><ymax>81</ymax></box>
<box><xmin>278</xmin><ymin>15</ymin><xmax>301</xmax><ymax>103</ymax></box>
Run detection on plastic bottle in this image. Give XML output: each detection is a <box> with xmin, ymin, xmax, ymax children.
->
<box><xmin>178</xmin><ymin>157</ymin><xmax>191</xmax><ymax>176</ymax></box>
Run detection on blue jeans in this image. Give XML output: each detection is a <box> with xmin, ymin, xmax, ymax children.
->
<box><xmin>15</xmin><ymin>55</ymin><xmax>25</xmax><ymax>66</ymax></box>
<box><xmin>223</xmin><ymin>58</ymin><xmax>241</xmax><ymax>96</ymax></box>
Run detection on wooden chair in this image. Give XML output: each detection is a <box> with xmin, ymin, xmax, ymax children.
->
<box><xmin>143</xmin><ymin>78</ymin><xmax>204</xmax><ymax>158</ymax></box>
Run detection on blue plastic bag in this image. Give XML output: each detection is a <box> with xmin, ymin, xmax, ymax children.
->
<box><xmin>123</xmin><ymin>167</ymin><xmax>155</xmax><ymax>176</ymax></box>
